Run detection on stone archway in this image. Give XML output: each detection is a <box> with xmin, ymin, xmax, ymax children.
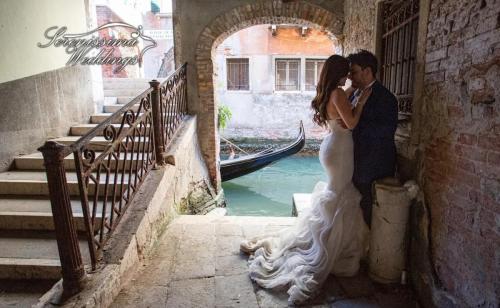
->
<box><xmin>194</xmin><ymin>1</ymin><xmax>344</xmax><ymax>189</ymax></box>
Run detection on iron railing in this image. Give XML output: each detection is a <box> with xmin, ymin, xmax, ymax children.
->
<box><xmin>38</xmin><ymin>63</ymin><xmax>187</xmax><ymax>297</ymax></box>
<box><xmin>380</xmin><ymin>0</ymin><xmax>419</xmax><ymax>116</ymax></box>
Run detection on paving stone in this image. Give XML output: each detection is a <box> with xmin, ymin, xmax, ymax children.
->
<box><xmin>166</xmin><ymin>277</ymin><xmax>215</xmax><ymax>307</ymax></box>
<box><xmin>215</xmin><ymin>274</ymin><xmax>259</xmax><ymax>307</ymax></box>
<box><xmin>336</xmin><ymin>273</ymin><xmax>376</xmax><ymax>298</ymax></box>
<box><xmin>111</xmin><ymin>285</ymin><xmax>167</xmax><ymax>308</ymax></box>
<box><xmin>330</xmin><ymin>298</ymin><xmax>379</xmax><ymax>308</ymax></box>
<box><xmin>215</xmin><ymin>254</ymin><xmax>248</xmax><ymax>276</ymax></box>
<box><xmin>177</xmin><ymin>234</ymin><xmax>216</xmax><ymax>255</ymax></box>
<box><xmin>182</xmin><ymin>222</ymin><xmax>216</xmax><ymax>239</ymax></box>
<box><xmin>242</xmin><ymin>224</ymin><xmax>267</xmax><ymax>238</ymax></box>
<box><xmin>1</xmin><ymin>279</ymin><xmax>71</xmax><ymax>307</ymax></box>
<box><xmin>171</xmin><ymin>252</ymin><xmax>216</xmax><ymax>280</ymax></box>
<box><xmin>255</xmin><ymin>288</ymin><xmax>290</xmax><ymax>308</ymax></box>
<box><xmin>135</xmin><ymin>232</ymin><xmax>179</xmax><ymax>286</ymax></box>
<box><xmin>216</xmin><ymin>223</ymin><xmax>243</xmax><ymax>236</ymax></box>
<box><xmin>159</xmin><ymin>222</ymin><xmax>184</xmax><ymax>242</ymax></box>
<box><xmin>264</xmin><ymin>224</ymin><xmax>290</xmax><ymax>234</ymax></box>
<box><xmin>216</xmin><ymin>235</ymin><xmax>244</xmax><ymax>256</ymax></box>
<box><xmin>0</xmin><ymin>293</ymin><xmax>41</xmax><ymax>307</ymax></box>
<box><xmin>320</xmin><ymin>275</ymin><xmax>346</xmax><ymax>303</ymax></box>
<box><xmin>139</xmin><ymin>257</ymin><xmax>175</xmax><ymax>286</ymax></box>
<box><xmin>175</xmin><ymin>215</ymin><xmax>215</xmax><ymax>225</ymax></box>
<box><xmin>373</xmin><ymin>288</ymin><xmax>416</xmax><ymax>308</ymax></box>
<box><xmin>109</xmin><ymin>216</ymin><xmax>415</xmax><ymax>307</ymax></box>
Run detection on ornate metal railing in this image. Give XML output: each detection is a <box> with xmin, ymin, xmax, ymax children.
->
<box><xmin>380</xmin><ymin>0</ymin><xmax>419</xmax><ymax>117</ymax></box>
<box><xmin>38</xmin><ymin>63</ymin><xmax>187</xmax><ymax>297</ymax></box>
<box><xmin>159</xmin><ymin>65</ymin><xmax>188</xmax><ymax>148</ymax></box>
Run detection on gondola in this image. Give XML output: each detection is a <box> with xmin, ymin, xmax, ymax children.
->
<box><xmin>220</xmin><ymin>122</ymin><xmax>305</xmax><ymax>182</ymax></box>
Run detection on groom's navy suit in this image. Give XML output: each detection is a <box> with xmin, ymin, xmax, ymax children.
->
<box><xmin>351</xmin><ymin>80</ymin><xmax>398</xmax><ymax>227</ymax></box>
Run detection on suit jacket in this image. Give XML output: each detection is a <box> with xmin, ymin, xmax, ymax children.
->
<box><xmin>351</xmin><ymin>81</ymin><xmax>398</xmax><ymax>184</ymax></box>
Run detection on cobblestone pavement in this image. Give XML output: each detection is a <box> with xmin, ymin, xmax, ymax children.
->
<box><xmin>111</xmin><ymin>215</ymin><xmax>417</xmax><ymax>308</ymax></box>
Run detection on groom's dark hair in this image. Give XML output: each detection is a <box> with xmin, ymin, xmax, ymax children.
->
<box><xmin>347</xmin><ymin>50</ymin><xmax>378</xmax><ymax>76</ymax></box>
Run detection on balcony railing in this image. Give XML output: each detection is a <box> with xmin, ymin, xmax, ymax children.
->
<box><xmin>38</xmin><ymin>63</ymin><xmax>188</xmax><ymax>297</ymax></box>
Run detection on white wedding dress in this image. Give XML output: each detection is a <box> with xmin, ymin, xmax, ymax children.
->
<box><xmin>240</xmin><ymin>120</ymin><xmax>369</xmax><ymax>304</ymax></box>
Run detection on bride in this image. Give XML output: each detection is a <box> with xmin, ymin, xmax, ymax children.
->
<box><xmin>240</xmin><ymin>55</ymin><xmax>372</xmax><ymax>304</ymax></box>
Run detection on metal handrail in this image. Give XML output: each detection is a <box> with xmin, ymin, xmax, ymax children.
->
<box><xmin>38</xmin><ymin>63</ymin><xmax>188</xmax><ymax>297</ymax></box>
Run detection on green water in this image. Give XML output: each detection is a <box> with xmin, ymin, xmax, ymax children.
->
<box><xmin>222</xmin><ymin>156</ymin><xmax>326</xmax><ymax>216</ymax></box>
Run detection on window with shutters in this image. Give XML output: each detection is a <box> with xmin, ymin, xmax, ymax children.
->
<box><xmin>226</xmin><ymin>58</ymin><xmax>249</xmax><ymax>90</ymax></box>
<box><xmin>305</xmin><ymin>59</ymin><xmax>325</xmax><ymax>91</ymax></box>
<box><xmin>275</xmin><ymin>59</ymin><xmax>300</xmax><ymax>91</ymax></box>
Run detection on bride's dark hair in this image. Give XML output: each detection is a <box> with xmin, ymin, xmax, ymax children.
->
<box><xmin>311</xmin><ymin>55</ymin><xmax>350</xmax><ymax>127</ymax></box>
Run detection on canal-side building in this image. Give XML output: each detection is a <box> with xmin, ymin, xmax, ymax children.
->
<box><xmin>0</xmin><ymin>0</ymin><xmax>498</xmax><ymax>307</ymax></box>
<box><xmin>214</xmin><ymin>24</ymin><xmax>338</xmax><ymax>140</ymax></box>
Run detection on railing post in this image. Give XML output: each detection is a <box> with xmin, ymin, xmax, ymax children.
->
<box><xmin>149</xmin><ymin>79</ymin><xmax>165</xmax><ymax>165</ymax></box>
<box><xmin>38</xmin><ymin>141</ymin><xmax>85</xmax><ymax>299</ymax></box>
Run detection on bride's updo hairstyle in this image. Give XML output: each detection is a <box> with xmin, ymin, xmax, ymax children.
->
<box><xmin>311</xmin><ymin>55</ymin><xmax>349</xmax><ymax>127</ymax></box>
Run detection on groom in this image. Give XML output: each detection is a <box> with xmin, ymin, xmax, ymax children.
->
<box><xmin>346</xmin><ymin>50</ymin><xmax>398</xmax><ymax>228</ymax></box>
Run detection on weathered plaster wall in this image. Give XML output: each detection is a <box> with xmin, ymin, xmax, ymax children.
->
<box><xmin>0</xmin><ymin>1</ymin><xmax>103</xmax><ymax>171</ymax></box>
<box><xmin>216</xmin><ymin>52</ymin><xmax>326</xmax><ymax>140</ymax></box>
<box><xmin>0</xmin><ymin>0</ymin><xmax>88</xmax><ymax>83</ymax></box>
<box><xmin>0</xmin><ymin>66</ymin><xmax>96</xmax><ymax>171</ymax></box>
<box><xmin>215</xmin><ymin>24</ymin><xmax>334</xmax><ymax>140</ymax></box>
<box><xmin>173</xmin><ymin>0</ymin><xmax>344</xmax><ymax>187</ymax></box>
<box><xmin>220</xmin><ymin>91</ymin><xmax>322</xmax><ymax>140</ymax></box>
<box><xmin>342</xmin><ymin>0</ymin><xmax>377</xmax><ymax>55</ymax></box>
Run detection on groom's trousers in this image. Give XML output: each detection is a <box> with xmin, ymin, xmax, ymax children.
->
<box><xmin>353</xmin><ymin>181</ymin><xmax>373</xmax><ymax>228</ymax></box>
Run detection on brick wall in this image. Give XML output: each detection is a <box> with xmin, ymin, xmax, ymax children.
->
<box><xmin>420</xmin><ymin>0</ymin><xmax>500</xmax><ymax>306</ymax></box>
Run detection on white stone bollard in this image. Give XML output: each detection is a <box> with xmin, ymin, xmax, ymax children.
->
<box><xmin>368</xmin><ymin>178</ymin><xmax>419</xmax><ymax>284</ymax></box>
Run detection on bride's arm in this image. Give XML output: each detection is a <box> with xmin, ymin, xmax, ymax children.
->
<box><xmin>329</xmin><ymin>88</ymin><xmax>370</xmax><ymax>129</ymax></box>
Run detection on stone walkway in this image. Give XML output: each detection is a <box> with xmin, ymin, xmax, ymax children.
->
<box><xmin>111</xmin><ymin>215</ymin><xmax>417</xmax><ymax>307</ymax></box>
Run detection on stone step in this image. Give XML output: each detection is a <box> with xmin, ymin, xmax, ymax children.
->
<box><xmin>91</xmin><ymin>113</ymin><xmax>134</xmax><ymax>124</ymax></box>
<box><xmin>69</xmin><ymin>123</ymin><xmax>151</xmax><ymax>136</ymax></box>
<box><xmin>0</xmin><ymin>198</ymin><xmax>103</xmax><ymax>231</ymax></box>
<box><xmin>90</xmin><ymin>112</ymin><xmax>177</xmax><ymax>124</ymax></box>
<box><xmin>0</xmin><ymin>232</ymin><xmax>89</xmax><ymax>280</ymax></box>
<box><xmin>0</xmin><ymin>171</ymin><xmax>132</xmax><ymax>196</ymax></box>
<box><xmin>103</xmin><ymin>78</ymin><xmax>152</xmax><ymax>90</ymax></box>
<box><xmin>104</xmin><ymin>89</ymin><xmax>147</xmax><ymax>97</ymax></box>
<box><xmin>14</xmin><ymin>152</ymin><xmax>146</xmax><ymax>171</ymax></box>
<box><xmin>104</xmin><ymin>96</ymin><xmax>117</xmax><ymax>105</ymax></box>
<box><xmin>51</xmin><ymin>136</ymin><xmax>151</xmax><ymax>151</ymax></box>
<box><xmin>104</xmin><ymin>104</ymin><xmax>140</xmax><ymax>113</ymax></box>
<box><xmin>116</xmin><ymin>96</ymin><xmax>135</xmax><ymax>104</ymax></box>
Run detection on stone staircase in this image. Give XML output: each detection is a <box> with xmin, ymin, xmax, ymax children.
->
<box><xmin>0</xmin><ymin>78</ymin><xmax>152</xmax><ymax>287</ymax></box>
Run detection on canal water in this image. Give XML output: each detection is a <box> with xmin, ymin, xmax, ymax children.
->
<box><xmin>222</xmin><ymin>155</ymin><xmax>327</xmax><ymax>216</ymax></box>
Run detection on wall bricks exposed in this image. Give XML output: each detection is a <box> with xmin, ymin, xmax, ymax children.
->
<box><xmin>342</xmin><ymin>0</ymin><xmax>376</xmax><ymax>54</ymax></box>
<box><xmin>420</xmin><ymin>0</ymin><xmax>500</xmax><ymax>306</ymax></box>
